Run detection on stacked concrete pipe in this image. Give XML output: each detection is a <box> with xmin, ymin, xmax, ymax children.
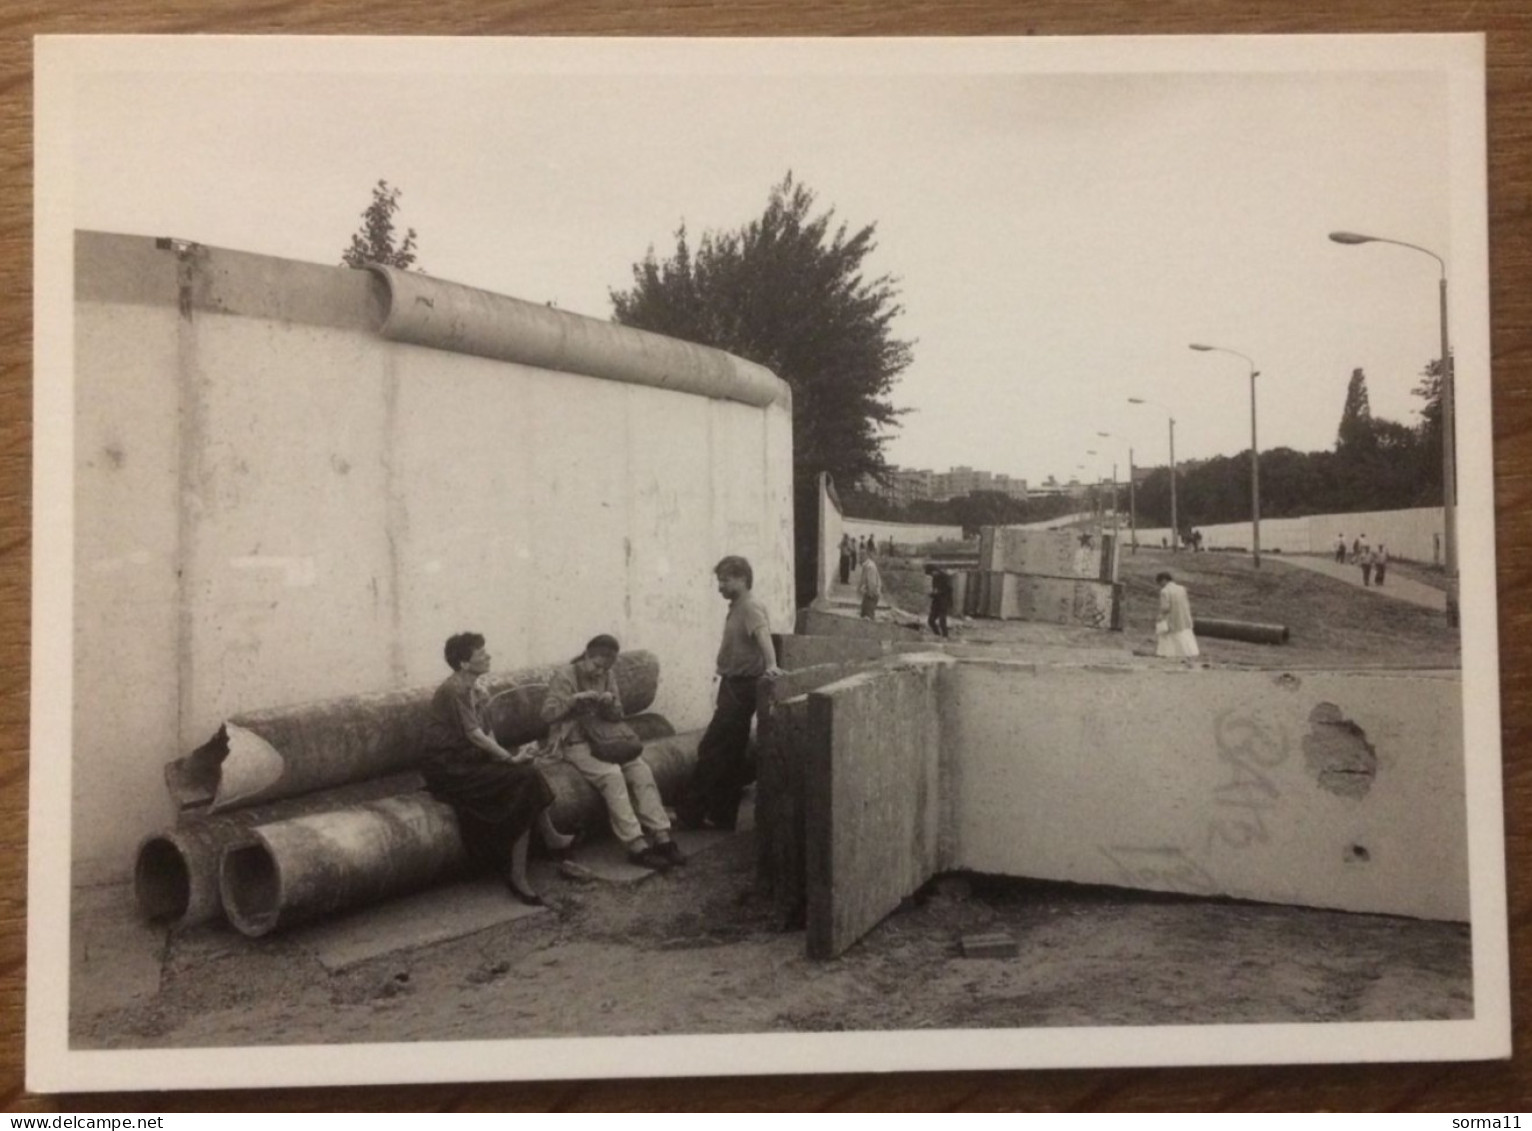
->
<box><xmin>135</xmin><ymin>712</ymin><xmax>677</xmax><ymax>928</ymax></box>
<box><xmin>165</xmin><ymin>650</ymin><xmax>661</xmax><ymax>813</ymax></box>
<box><xmin>137</xmin><ymin>649</ymin><xmax>665</xmax><ymax>928</ymax></box>
<box><xmin>219</xmin><ymin>731</ymin><xmax>703</xmax><ymax>937</ymax></box>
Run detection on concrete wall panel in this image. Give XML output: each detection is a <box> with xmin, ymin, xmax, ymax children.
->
<box><xmin>945</xmin><ymin>662</ymin><xmax>1467</xmax><ymax>921</ymax></box>
<box><xmin>841</xmin><ymin>517</ymin><xmax>967</xmax><ymax>546</ymax></box>
<box><xmin>74</xmin><ymin>300</ymin><xmax>184</xmax><ymax>866</ymax></box>
<box><xmin>1005</xmin><ymin>575</ymin><xmax>1119</xmax><ymax>630</ymax></box>
<box><xmin>1137</xmin><ymin>506</ymin><xmax>1445</xmax><ymax>564</ymax></box>
<box><xmin>806</xmin><ymin>656</ymin><xmax>953</xmax><ymax>958</ymax></box>
<box><xmin>71</xmin><ymin>233</ymin><xmax>793</xmax><ymax>879</ymax></box>
<box><xmin>816</xmin><ymin>473</ymin><xmax>845</xmax><ymax>600</ymax></box>
<box><xmin>776</xmin><ymin>634</ymin><xmax>887</xmax><ymax>671</ymax></box>
<box><xmin>180</xmin><ymin>315</ymin><xmax>396</xmax><ymax>730</ymax></box>
<box><xmin>979</xmin><ymin>527</ymin><xmax>1101</xmax><ymax>578</ymax></box>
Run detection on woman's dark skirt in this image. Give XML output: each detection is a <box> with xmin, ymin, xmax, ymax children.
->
<box><xmin>421</xmin><ymin>748</ymin><xmax>554</xmax><ymax>880</ymax></box>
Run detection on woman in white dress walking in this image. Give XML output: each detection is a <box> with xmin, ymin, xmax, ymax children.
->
<box><xmin>1155</xmin><ymin>571</ymin><xmax>1200</xmax><ymax>661</ymax></box>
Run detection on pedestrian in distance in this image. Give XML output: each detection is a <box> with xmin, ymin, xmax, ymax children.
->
<box><xmin>419</xmin><ymin>632</ymin><xmax>570</xmax><ymax>906</ymax></box>
<box><xmin>1335</xmin><ymin>533</ymin><xmax>1347</xmax><ymax>564</ymax></box>
<box><xmin>540</xmin><ymin>634</ymin><xmax>683</xmax><ymax>871</ymax></box>
<box><xmin>1155</xmin><ymin>571</ymin><xmax>1200</xmax><ymax>663</ymax></box>
<box><xmin>1359</xmin><ymin>545</ymin><xmax>1374</xmax><ymax>587</ymax></box>
<box><xmin>676</xmin><ymin>555</ymin><xmax>783</xmax><ymax>833</ymax></box>
<box><xmin>856</xmin><ymin>546</ymin><xmax>883</xmax><ymax>620</ymax></box>
<box><xmin>1374</xmin><ymin>544</ymin><xmax>1389</xmax><ymax>586</ymax></box>
<box><xmin>928</xmin><ymin>567</ymin><xmax>953</xmax><ymax>638</ymax></box>
<box><xmin>838</xmin><ymin>533</ymin><xmax>855</xmax><ymax>586</ymax></box>
<box><xmin>1351</xmin><ymin>535</ymin><xmax>1361</xmax><ymax>562</ymax></box>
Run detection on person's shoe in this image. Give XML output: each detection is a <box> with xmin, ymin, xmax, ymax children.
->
<box><xmin>654</xmin><ymin>840</ymin><xmax>687</xmax><ymax>867</ymax></box>
<box><xmin>627</xmin><ymin>845</ymin><xmax>673</xmax><ymax>871</ymax></box>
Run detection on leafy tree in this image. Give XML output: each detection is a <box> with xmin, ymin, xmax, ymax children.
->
<box><xmin>341</xmin><ymin>180</ymin><xmax>420</xmax><ymax>271</ymax></box>
<box><xmin>610</xmin><ymin>173</ymin><xmax>913</xmax><ymax>492</ymax></box>
<box><xmin>1411</xmin><ymin>355</ymin><xmax>1448</xmax><ymax>504</ymax></box>
<box><xmin>1336</xmin><ymin>367</ymin><xmax>1374</xmax><ymax>454</ymax></box>
<box><xmin>610</xmin><ymin>174</ymin><xmax>914</xmax><ymax>604</ymax></box>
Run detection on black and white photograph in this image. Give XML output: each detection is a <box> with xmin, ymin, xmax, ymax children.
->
<box><xmin>28</xmin><ymin>34</ymin><xmax>1507</xmax><ymax>1092</ymax></box>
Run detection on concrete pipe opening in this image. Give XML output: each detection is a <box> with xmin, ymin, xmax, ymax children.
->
<box><xmin>220</xmin><ymin>842</ymin><xmax>283</xmax><ymax>937</ymax></box>
<box><xmin>134</xmin><ymin>836</ymin><xmax>191</xmax><ymax>922</ymax></box>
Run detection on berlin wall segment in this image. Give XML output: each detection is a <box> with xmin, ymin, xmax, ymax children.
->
<box><xmin>760</xmin><ymin>646</ymin><xmax>1465</xmax><ymax>960</ymax></box>
<box><xmin>72</xmin><ymin>230</ymin><xmax>793</xmax><ymax>883</ymax></box>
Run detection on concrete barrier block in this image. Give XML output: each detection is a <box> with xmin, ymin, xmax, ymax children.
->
<box><xmin>949</xmin><ymin>570</ymin><xmax>969</xmax><ymax>615</ymax></box>
<box><xmin>945</xmin><ymin>663</ymin><xmax>1467</xmax><ymax>921</ymax></box>
<box><xmin>1005</xmin><ymin>575</ymin><xmax>1118</xmax><ymax>629</ymax></box>
<box><xmin>981</xmin><ymin>527</ymin><xmax>1104</xmax><ymax>579</ymax></box>
<box><xmin>776</xmin><ymin>634</ymin><xmax>886</xmax><ymax>671</ymax></box>
<box><xmin>805</xmin><ymin>655</ymin><xmax>954</xmax><ymax>958</ymax></box>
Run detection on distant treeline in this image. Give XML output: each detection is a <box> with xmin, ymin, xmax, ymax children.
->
<box><xmin>850</xmin><ymin>365</ymin><xmax>1446</xmax><ymax>536</ymax></box>
<box><xmin>841</xmin><ymin>488</ymin><xmax>1083</xmax><ymax>535</ymax></box>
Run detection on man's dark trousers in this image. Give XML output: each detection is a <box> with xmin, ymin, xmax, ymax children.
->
<box><xmin>680</xmin><ymin>675</ymin><xmax>759</xmax><ymax>829</ymax></box>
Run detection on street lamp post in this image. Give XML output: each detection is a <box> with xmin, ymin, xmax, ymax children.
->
<box><xmin>1128</xmin><ymin>446</ymin><xmax>1136</xmax><ymax>551</ymax></box>
<box><xmin>1190</xmin><ymin>343</ymin><xmax>1262</xmax><ymax>568</ymax></box>
<box><xmin>1128</xmin><ymin>398</ymin><xmax>1177</xmax><ymax>550</ymax></box>
<box><xmin>1096</xmin><ymin>431</ymin><xmax>1128</xmax><ymax>546</ymax></box>
<box><xmin>1329</xmin><ymin>230</ymin><xmax>1458</xmax><ymax>627</ymax></box>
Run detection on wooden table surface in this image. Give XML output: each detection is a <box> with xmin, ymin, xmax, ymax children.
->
<box><xmin>1</xmin><ymin>2</ymin><xmax>1527</xmax><ymax>1113</ymax></box>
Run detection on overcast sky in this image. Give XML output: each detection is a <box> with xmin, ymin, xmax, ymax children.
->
<box><xmin>60</xmin><ymin>36</ymin><xmax>1483</xmax><ymax>487</ymax></box>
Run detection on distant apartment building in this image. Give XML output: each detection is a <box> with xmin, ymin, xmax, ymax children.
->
<box><xmin>862</xmin><ymin>464</ymin><xmax>1029</xmax><ymax>504</ymax></box>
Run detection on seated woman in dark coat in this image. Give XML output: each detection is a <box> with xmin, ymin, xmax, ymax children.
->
<box><xmin>420</xmin><ymin>632</ymin><xmax>569</xmax><ymax>905</ymax></box>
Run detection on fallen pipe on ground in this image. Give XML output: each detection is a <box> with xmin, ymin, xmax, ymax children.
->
<box><xmin>1192</xmin><ymin>618</ymin><xmax>1291</xmax><ymax>645</ymax></box>
<box><xmin>218</xmin><ymin>729</ymin><xmax>701</xmax><ymax>937</ymax></box>
<box><xmin>165</xmin><ymin>651</ymin><xmax>660</xmax><ymax>814</ymax></box>
<box><xmin>139</xmin><ymin>712</ymin><xmax>675</xmax><ymax>927</ymax></box>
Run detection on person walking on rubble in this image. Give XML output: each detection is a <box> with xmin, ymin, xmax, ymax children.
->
<box><xmin>541</xmin><ymin>634</ymin><xmax>682</xmax><ymax>871</ymax></box>
<box><xmin>928</xmin><ymin>566</ymin><xmax>953</xmax><ymax>638</ymax></box>
<box><xmin>420</xmin><ymin>632</ymin><xmax>572</xmax><ymax>905</ymax></box>
<box><xmin>676</xmin><ymin>555</ymin><xmax>783</xmax><ymax>833</ymax></box>
<box><xmin>1155</xmin><ymin>571</ymin><xmax>1200</xmax><ymax>663</ymax></box>
<box><xmin>856</xmin><ymin>546</ymin><xmax>883</xmax><ymax>620</ymax></box>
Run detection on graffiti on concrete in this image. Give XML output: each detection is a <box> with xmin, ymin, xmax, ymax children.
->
<box><xmin>1206</xmin><ymin>709</ymin><xmax>1291</xmax><ymax>851</ymax></box>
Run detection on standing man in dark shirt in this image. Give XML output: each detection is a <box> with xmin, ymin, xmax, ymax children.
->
<box><xmin>928</xmin><ymin>566</ymin><xmax>953</xmax><ymax>638</ymax></box>
<box><xmin>677</xmin><ymin>555</ymin><xmax>783</xmax><ymax>832</ymax></box>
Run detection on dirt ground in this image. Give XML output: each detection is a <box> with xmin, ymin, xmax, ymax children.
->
<box><xmin>882</xmin><ymin>546</ymin><xmax>1461</xmax><ymax>670</ymax></box>
<box><xmin>74</xmin><ymin>819</ymin><xmax>1471</xmax><ymax>1049</ymax></box>
<box><xmin>72</xmin><ymin>544</ymin><xmax>1470</xmax><ymax>1051</ymax></box>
